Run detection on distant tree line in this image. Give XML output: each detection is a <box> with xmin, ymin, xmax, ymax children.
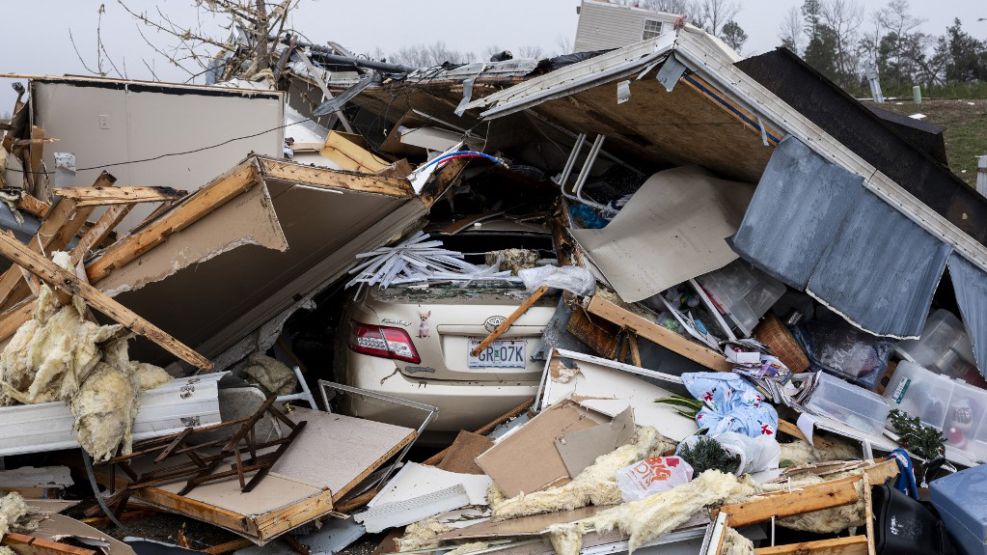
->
<box><xmin>780</xmin><ymin>0</ymin><xmax>987</xmax><ymax>96</ymax></box>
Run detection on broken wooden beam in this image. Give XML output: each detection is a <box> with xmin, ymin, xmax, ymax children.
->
<box><xmin>54</xmin><ymin>186</ymin><xmax>184</xmax><ymax>207</ymax></box>
<box><xmin>753</xmin><ymin>535</ymin><xmax>868</xmax><ymax>555</ymax></box>
<box><xmin>0</xmin><ymin>173</ymin><xmax>110</xmax><ymax>310</ymax></box>
<box><xmin>471</xmin><ymin>285</ymin><xmax>549</xmax><ymax>356</ymax></box>
<box><xmin>584</xmin><ymin>293</ymin><xmax>732</xmax><ymax>371</ymax></box>
<box><xmin>2</xmin><ymin>532</ymin><xmax>98</xmax><ymax>555</ymax></box>
<box><xmin>0</xmin><ymin>231</ymin><xmax>212</xmax><ymax>369</ymax></box>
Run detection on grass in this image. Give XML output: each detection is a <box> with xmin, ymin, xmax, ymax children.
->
<box><xmin>867</xmin><ymin>98</ymin><xmax>987</xmax><ymax>187</ymax></box>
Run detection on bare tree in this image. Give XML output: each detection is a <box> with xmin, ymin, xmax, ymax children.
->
<box><xmin>641</xmin><ymin>0</ymin><xmax>694</xmax><ymax>16</ymax></box>
<box><xmin>389</xmin><ymin>42</ymin><xmax>474</xmax><ymax>68</ymax></box>
<box><xmin>819</xmin><ymin>0</ymin><xmax>864</xmax><ymax>83</ymax></box>
<box><xmin>778</xmin><ymin>5</ymin><xmax>804</xmax><ymax>54</ymax></box>
<box><xmin>694</xmin><ymin>0</ymin><xmax>739</xmax><ymax>38</ymax></box>
<box><xmin>114</xmin><ymin>0</ymin><xmax>300</xmax><ymax>83</ymax></box>
<box><xmin>68</xmin><ymin>3</ymin><xmax>127</xmax><ymax>79</ymax></box>
<box><xmin>517</xmin><ymin>45</ymin><xmax>544</xmax><ymax>60</ymax></box>
<box><xmin>554</xmin><ymin>35</ymin><xmax>573</xmax><ymax>56</ymax></box>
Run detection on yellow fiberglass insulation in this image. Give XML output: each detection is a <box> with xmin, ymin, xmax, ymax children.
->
<box><xmin>0</xmin><ymin>492</ymin><xmax>28</xmax><ymax>541</ymax></box>
<box><xmin>243</xmin><ymin>353</ymin><xmax>297</xmax><ymax>395</ymax></box>
<box><xmin>774</xmin><ymin>478</ymin><xmax>866</xmax><ymax>533</ymax></box>
<box><xmin>0</xmin><ymin>278</ymin><xmax>122</xmax><ymax>405</ymax></box>
<box><xmin>548</xmin><ymin>470</ymin><xmax>757</xmax><ymax>555</ymax></box>
<box><xmin>395</xmin><ymin>518</ymin><xmax>454</xmax><ymax>552</ymax></box>
<box><xmin>0</xmin><ymin>251</ymin><xmax>168</xmax><ymax>462</ymax></box>
<box><xmin>71</xmin><ymin>338</ymin><xmax>141</xmax><ymax>462</ymax></box>
<box><xmin>721</xmin><ymin>527</ymin><xmax>755</xmax><ymax>555</ymax></box>
<box><xmin>779</xmin><ymin>438</ymin><xmax>861</xmax><ymax>467</ymax></box>
<box><xmin>490</xmin><ymin>426</ymin><xmax>675</xmax><ymax>520</ymax></box>
<box><xmin>134</xmin><ymin>362</ymin><xmax>172</xmax><ymax>391</ymax></box>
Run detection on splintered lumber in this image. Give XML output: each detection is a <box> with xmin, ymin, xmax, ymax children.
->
<box><xmin>85</xmin><ymin>161</ymin><xmax>259</xmax><ymax>284</ymax></box>
<box><xmin>202</xmin><ymin>539</ymin><xmax>254</xmax><ymax>555</ymax></box>
<box><xmin>0</xmin><ymin>231</ymin><xmax>212</xmax><ymax>369</ymax></box>
<box><xmin>753</xmin><ymin>535</ymin><xmax>868</xmax><ymax>555</ymax></box>
<box><xmin>718</xmin><ymin>459</ymin><xmax>897</xmax><ymax>528</ymax></box>
<box><xmin>584</xmin><ymin>293</ymin><xmax>732</xmax><ymax>372</ymax></box>
<box><xmin>471</xmin><ymin>285</ymin><xmax>549</xmax><ymax>356</ymax></box>
<box><xmin>320</xmin><ymin>131</ymin><xmax>391</xmax><ymax>174</ymax></box>
<box><xmin>69</xmin><ymin>204</ymin><xmax>134</xmax><ymax>265</ymax></box>
<box><xmin>15</xmin><ymin>194</ymin><xmax>50</xmax><ymax>219</ymax></box>
<box><xmin>2</xmin><ymin>532</ymin><xmax>98</xmax><ymax>555</ymax></box>
<box><xmin>0</xmin><ymin>173</ymin><xmax>111</xmax><ymax>310</ymax></box>
<box><xmin>53</xmin><ymin>185</ymin><xmax>184</xmax><ymax>207</ymax></box>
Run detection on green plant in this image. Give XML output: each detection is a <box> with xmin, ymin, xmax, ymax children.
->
<box><xmin>678</xmin><ymin>437</ymin><xmax>741</xmax><ymax>475</ymax></box>
<box><xmin>655</xmin><ymin>395</ymin><xmax>704</xmax><ymax>419</ymax></box>
<box><xmin>889</xmin><ymin>409</ymin><xmax>946</xmax><ymax>461</ymax></box>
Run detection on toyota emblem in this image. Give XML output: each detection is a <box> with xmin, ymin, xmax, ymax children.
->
<box><xmin>484</xmin><ymin>315</ymin><xmax>506</xmax><ymax>333</ymax></box>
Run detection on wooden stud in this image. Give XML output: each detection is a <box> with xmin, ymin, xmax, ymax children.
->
<box><xmin>627</xmin><ymin>334</ymin><xmax>642</xmax><ymax>367</ymax></box>
<box><xmin>202</xmin><ymin>539</ymin><xmax>254</xmax><ymax>555</ymax></box>
<box><xmin>257</xmin><ymin>157</ymin><xmax>412</xmax><ymax>197</ymax></box>
<box><xmin>862</xmin><ymin>473</ymin><xmax>876</xmax><ymax>555</ymax></box>
<box><xmin>15</xmin><ymin>194</ymin><xmax>50</xmax><ymax>219</ymax></box>
<box><xmin>471</xmin><ymin>285</ymin><xmax>549</xmax><ymax>356</ymax></box>
<box><xmin>722</xmin><ymin>475</ymin><xmax>862</xmax><ymax>527</ymax></box>
<box><xmin>3</xmin><ymin>532</ymin><xmax>98</xmax><ymax>555</ymax></box>
<box><xmin>53</xmin><ymin>186</ymin><xmax>184</xmax><ymax>207</ymax></box>
<box><xmin>68</xmin><ymin>204</ymin><xmax>134</xmax><ymax>266</ymax></box>
<box><xmin>753</xmin><ymin>535</ymin><xmax>868</xmax><ymax>555</ymax></box>
<box><xmin>0</xmin><ymin>231</ymin><xmax>212</xmax><ymax>368</ymax></box>
<box><xmin>585</xmin><ymin>294</ymin><xmax>732</xmax><ymax>371</ymax></box>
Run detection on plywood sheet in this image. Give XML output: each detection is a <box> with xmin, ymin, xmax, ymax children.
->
<box><xmin>437</xmin><ymin>431</ymin><xmax>493</xmax><ymax>475</ymax></box>
<box><xmin>270</xmin><ymin>407</ymin><xmax>416</xmax><ymax>500</ymax></box>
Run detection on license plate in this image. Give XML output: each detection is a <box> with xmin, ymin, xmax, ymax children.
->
<box><xmin>467</xmin><ymin>338</ymin><xmax>527</xmax><ymax>368</ymax></box>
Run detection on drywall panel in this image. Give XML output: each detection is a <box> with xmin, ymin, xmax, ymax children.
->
<box><xmin>31</xmin><ymin>79</ymin><xmax>283</xmax><ymax>231</ymax></box>
<box><xmin>96</xmin><ymin>179</ymin><xmax>288</xmax><ymax>296</ymax></box>
<box><xmin>571</xmin><ymin>166</ymin><xmax>753</xmax><ymax>302</ymax></box>
<box><xmin>114</xmin><ymin>180</ymin><xmax>422</xmax><ymax>364</ymax></box>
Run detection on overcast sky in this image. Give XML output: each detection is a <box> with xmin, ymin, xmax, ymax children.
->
<box><xmin>2</xmin><ymin>0</ymin><xmax>986</xmax><ymax>110</ymax></box>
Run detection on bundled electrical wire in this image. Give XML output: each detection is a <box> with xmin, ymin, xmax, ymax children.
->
<box><xmin>346</xmin><ymin>231</ymin><xmax>518</xmax><ymax>290</ymax></box>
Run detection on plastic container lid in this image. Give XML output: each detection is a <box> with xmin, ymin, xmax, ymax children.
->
<box><xmin>806</xmin><ymin>372</ymin><xmax>890</xmax><ymax>436</ymax></box>
<box><xmin>698</xmin><ymin>261</ymin><xmax>785</xmax><ymax>337</ymax></box>
<box><xmin>897</xmin><ymin>309</ymin><xmax>976</xmax><ymax>380</ymax></box>
<box><xmin>931</xmin><ymin>464</ymin><xmax>987</xmax><ymax>552</ymax></box>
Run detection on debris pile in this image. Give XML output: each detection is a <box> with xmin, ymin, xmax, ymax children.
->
<box><xmin>0</xmin><ymin>16</ymin><xmax>983</xmax><ymax>555</ymax></box>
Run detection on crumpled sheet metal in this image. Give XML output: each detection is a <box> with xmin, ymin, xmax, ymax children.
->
<box><xmin>948</xmin><ymin>253</ymin><xmax>987</xmax><ymax>378</ymax></box>
<box><xmin>731</xmin><ymin>136</ymin><xmax>951</xmax><ymax>339</ymax></box>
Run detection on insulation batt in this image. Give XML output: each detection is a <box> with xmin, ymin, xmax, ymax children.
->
<box><xmin>395</xmin><ymin>518</ymin><xmax>454</xmax><ymax>552</ymax></box>
<box><xmin>721</xmin><ymin>526</ymin><xmax>755</xmax><ymax>555</ymax></box>
<box><xmin>489</xmin><ymin>426</ymin><xmax>675</xmax><ymax>520</ymax></box>
<box><xmin>547</xmin><ymin>470</ymin><xmax>757</xmax><ymax>555</ymax></box>
<box><xmin>0</xmin><ymin>251</ymin><xmax>171</xmax><ymax>462</ymax></box>
<box><xmin>71</xmin><ymin>338</ymin><xmax>141</xmax><ymax>463</ymax></box>
<box><xmin>0</xmin><ymin>278</ymin><xmax>122</xmax><ymax>405</ymax></box>
<box><xmin>779</xmin><ymin>438</ymin><xmax>860</xmax><ymax>467</ymax></box>
<box><xmin>0</xmin><ymin>492</ymin><xmax>28</xmax><ymax>541</ymax></box>
<box><xmin>243</xmin><ymin>353</ymin><xmax>297</xmax><ymax>395</ymax></box>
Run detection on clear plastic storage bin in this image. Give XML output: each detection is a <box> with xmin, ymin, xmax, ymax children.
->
<box><xmin>698</xmin><ymin>260</ymin><xmax>785</xmax><ymax>337</ymax></box>
<box><xmin>884</xmin><ymin>360</ymin><xmax>987</xmax><ymax>462</ymax></box>
<box><xmin>897</xmin><ymin>309</ymin><xmax>978</xmax><ymax>382</ymax></box>
<box><xmin>805</xmin><ymin>372</ymin><xmax>891</xmax><ymax>436</ymax></box>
